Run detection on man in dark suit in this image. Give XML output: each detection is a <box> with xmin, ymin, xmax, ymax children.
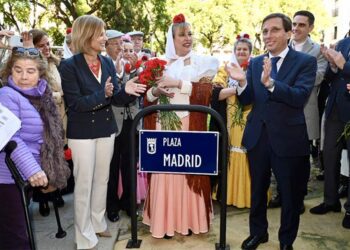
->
<box><xmin>226</xmin><ymin>13</ymin><xmax>316</xmax><ymax>250</ymax></box>
<box><xmin>310</xmin><ymin>36</ymin><xmax>350</xmax><ymax>229</ymax></box>
<box><xmin>269</xmin><ymin>10</ymin><xmax>328</xmax><ymax>212</ymax></box>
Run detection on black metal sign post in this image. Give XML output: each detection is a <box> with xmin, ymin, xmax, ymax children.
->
<box><xmin>126</xmin><ymin>104</ymin><xmax>229</xmax><ymax>250</ymax></box>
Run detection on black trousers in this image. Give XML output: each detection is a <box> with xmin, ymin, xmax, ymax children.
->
<box><xmin>323</xmin><ymin>107</ymin><xmax>350</xmax><ymax>212</ymax></box>
<box><xmin>106</xmin><ymin>118</ymin><xmax>136</xmax><ymax>213</ymax></box>
<box><xmin>248</xmin><ymin>126</ymin><xmax>309</xmax><ymax>245</ymax></box>
<box><xmin>0</xmin><ymin>184</ymin><xmax>30</xmax><ymax>250</ymax></box>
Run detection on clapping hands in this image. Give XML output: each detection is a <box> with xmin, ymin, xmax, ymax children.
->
<box><xmin>224</xmin><ymin>62</ymin><xmax>246</xmax><ymax>87</ymax></box>
<box><xmin>321</xmin><ymin>44</ymin><xmax>346</xmax><ymax>70</ymax></box>
<box><xmin>105</xmin><ymin>77</ymin><xmax>114</xmax><ymax>97</ymax></box>
<box><xmin>261</xmin><ymin>57</ymin><xmax>272</xmax><ymax>87</ymax></box>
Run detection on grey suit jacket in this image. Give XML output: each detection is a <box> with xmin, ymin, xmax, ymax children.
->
<box><xmin>112</xmin><ymin>71</ymin><xmax>140</xmax><ymax>136</ymax></box>
<box><xmin>290</xmin><ymin>37</ymin><xmax>327</xmax><ymax>140</ymax></box>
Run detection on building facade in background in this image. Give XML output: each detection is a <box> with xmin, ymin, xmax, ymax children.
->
<box><xmin>322</xmin><ymin>0</ymin><xmax>350</xmax><ymax>45</ymax></box>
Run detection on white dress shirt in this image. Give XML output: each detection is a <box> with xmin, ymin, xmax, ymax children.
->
<box><xmin>237</xmin><ymin>46</ymin><xmax>290</xmax><ymax>94</ymax></box>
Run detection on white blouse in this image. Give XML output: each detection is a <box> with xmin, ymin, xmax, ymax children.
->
<box><xmin>147</xmin><ymin>53</ymin><xmax>219</xmax><ymax>118</ymax></box>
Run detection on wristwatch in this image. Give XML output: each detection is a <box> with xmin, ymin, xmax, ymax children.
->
<box><xmin>266</xmin><ymin>78</ymin><xmax>275</xmax><ymax>90</ymax></box>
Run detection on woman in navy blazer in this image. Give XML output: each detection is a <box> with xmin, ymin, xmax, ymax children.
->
<box><xmin>59</xmin><ymin>15</ymin><xmax>145</xmax><ymax>249</ymax></box>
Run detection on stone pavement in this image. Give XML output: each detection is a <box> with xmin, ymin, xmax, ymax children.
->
<box><xmin>32</xmin><ymin>165</ymin><xmax>350</xmax><ymax>250</ymax></box>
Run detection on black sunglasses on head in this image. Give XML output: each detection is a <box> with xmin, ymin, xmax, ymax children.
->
<box><xmin>12</xmin><ymin>47</ymin><xmax>40</xmax><ymax>56</ymax></box>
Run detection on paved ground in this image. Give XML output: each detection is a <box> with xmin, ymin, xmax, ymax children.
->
<box><xmin>31</xmin><ymin>163</ymin><xmax>350</xmax><ymax>250</ymax></box>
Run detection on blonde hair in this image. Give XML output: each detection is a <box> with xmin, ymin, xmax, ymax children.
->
<box><xmin>72</xmin><ymin>15</ymin><xmax>105</xmax><ymax>54</ymax></box>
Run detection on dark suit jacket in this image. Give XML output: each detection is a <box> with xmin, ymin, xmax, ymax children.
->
<box><xmin>59</xmin><ymin>53</ymin><xmax>135</xmax><ymax>139</ymax></box>
<box><xmin>324</xmin><ymin>37</ymin><xmax>350</xmax><ymax>123</ymax></box>
<box><xmin>238</xmin><ymin>48</ymin><xmax>316</xmax><ymax>157</ymax></box>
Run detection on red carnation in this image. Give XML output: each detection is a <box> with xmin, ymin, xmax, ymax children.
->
<box><xmin>64</xmin><ymin>147</ymin><xmax>72</xmax><ymax>161</ymax></box>
<box><xmin>173</xmin><ymin>14</ymin><xmax>186</xmax><ymax>24</ymax></box>
<box><xmin>135</xmin><ymin>60</ymin><xmax>143</xmax><ymax>69</ymax></box>
<box><xmin>243</xmin><ymin>33</ymin><xmax>250</xmax><ymax>39</ymax></box>
<box><xmin>142</xmin><ymin>55</ymin><xmax>149</xmax><ymax>61</ymax></box>
<box><xmin>240</xmin><ymin>60</ymin><xmax>249</xmax><ymax>71</ymax></box>
<box><xmin>139</xmin><ymin>70</ymin><xmax>154</xmax><ymax>86</ymax></box>
<box><xmin>124</xmin><ymin>63</ymin><xmax>131</xmax><ymax>74</ymax></box>
<box><xmin>236</xmin><ymin>34</ymin><xmax>241</xmax><ymax>40</ymax></box>
<box><xmin>66</xmin><ymin>27</ymin><xmax>72</xmax><ymax>35</ymax></box>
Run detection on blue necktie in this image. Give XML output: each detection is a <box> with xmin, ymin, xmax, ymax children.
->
<box><xmin>270</xmin><ymin>56</ymin><xmax>281</xmax><ymax>79</ymax></box>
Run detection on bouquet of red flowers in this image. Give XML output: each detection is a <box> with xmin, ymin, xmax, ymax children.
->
<box><xmin>138</xmin><ymin>58</ymin><xmax>182</xmax><ymax>130</ymax></box>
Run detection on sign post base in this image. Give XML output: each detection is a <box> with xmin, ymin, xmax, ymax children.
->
<box><xmin>215</xmin><ymin>243</ymin><xmax>230</xmax><ymax>250</ymax></box>
<box><xmin>126</xmin><ymin>239</ymin><xmax>142</xmax><ymax>248</ymax></box>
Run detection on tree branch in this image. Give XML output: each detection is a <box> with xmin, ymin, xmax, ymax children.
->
<box><xmin>6</xmin><ymin>3</ymin><xmax>20</xmax><ymax>32</ymax></box>
<box><xmin>86</xmin><ymin>0</ymin><xmax>103</xmax><ymax>15</ymax></box>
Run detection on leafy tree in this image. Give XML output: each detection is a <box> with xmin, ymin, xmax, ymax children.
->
<box><xmin>0</xmin><ymin>0</ymin><xmax>31</xmax><ymax>31</ymax></box>
<box><xmin>0</xmin><ymin>0</ymin><xmax>331</xmax><ymax>54</ymax></box>
<box><xmin>166</xmin><ymin>0</ymin><xmax>331</xmax><ymax>55</ymax></box>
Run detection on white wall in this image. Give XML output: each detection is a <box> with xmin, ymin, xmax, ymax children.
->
<box><xmin>323</xmin><ymin>0</ymin><xmax>350</xmax><ymax>45</ymax></box>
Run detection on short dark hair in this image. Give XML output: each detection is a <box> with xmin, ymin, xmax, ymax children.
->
<box><xmin>293</xmin><ymin>10</ymin><xmax>315</xmax><ymax>26</ymax></box>
<box><xmin>262</xmin><ymin>13</ymin><xmax>292</xmax><ymax>32</ymax></box>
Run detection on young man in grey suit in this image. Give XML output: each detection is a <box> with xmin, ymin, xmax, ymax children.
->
<box><xmin>291</xmin><ymin>10</ymin><xmax>327</xmax><ymax>144</ymax></box>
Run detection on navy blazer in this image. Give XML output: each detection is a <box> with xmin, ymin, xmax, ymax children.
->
<box><xmin>238</xmin><ymin>48</ymin><xmax>316</xmax><ymax>157</ymax></box>
<box><xmin>59</xmin><ymin>53</ymin><xmax>135</xmax><ymax>139</ymax></box>
<box><xmin>324</xmin><ymin>37</ymin><xmax>350</xmax><ymax>123</ymax></box>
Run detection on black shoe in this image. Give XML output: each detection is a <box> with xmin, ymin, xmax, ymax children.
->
<box><xmin>299</xmin><ymin>202</ymin><xmax>305</xmax><ymax>215</ymax></box>
<box><xmin>268</xmin><ymin>194</ymin><xmax>281</xmax><ymax>208</ymax></box>
<box><xmin>39</xmin><ymin>201</ymin><xmax>50</xmax><ymax>217</ymax></box>
<box><xmin>241</xmin><ymin>233</ymin><xmax>268</xmax><ymax>249</ymax></box>
<box><xmin>163</xmin><ymin>234</ymin><xmax>172</xmax><ymax>239</ymax></box>
<box><xmin>280</xmin><ymin>243</ymin><xmax>293</xmax><ymax>250</ymax></box>
<box><xmin>186</xmin><ymin>229</ymin><xmax>192</xmax><ymax>236</ymax></box>
<box><xmin>342</xmin><ymin>213</ymin><xmax>350</xmax><ymax>229</ymax></box>
<box><xmin>107</xmin><ymin>211</ymin><xmax>120</xmax><ymax>222</ymax></box>
<box><xmin>309</xmin><ymin>202</ymin><xmax>341</xmax><ymax>214</ymax></box>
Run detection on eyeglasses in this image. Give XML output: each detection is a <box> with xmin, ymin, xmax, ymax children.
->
<box><xmin>12</xmin><ymin>47</ymin><xmax>40</xmax><ymax>57</ymax></box>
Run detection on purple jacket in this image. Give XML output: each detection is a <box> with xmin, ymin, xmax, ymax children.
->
<box><xmin>0</xmin><ymin>77</ymin><xmax>46</xmax><ymax>184</ymax></box>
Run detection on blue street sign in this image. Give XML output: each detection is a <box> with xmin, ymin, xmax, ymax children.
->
<box><xmin>139</xmin><ymin>130</ymin><xmax>219</xmax><ymax>175</ymax></box>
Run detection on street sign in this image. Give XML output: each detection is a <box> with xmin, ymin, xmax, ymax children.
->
<box><xmin>139</xmin><ymin>130</ymin><xmax>219</xmax><ymax>175</ymax></box>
